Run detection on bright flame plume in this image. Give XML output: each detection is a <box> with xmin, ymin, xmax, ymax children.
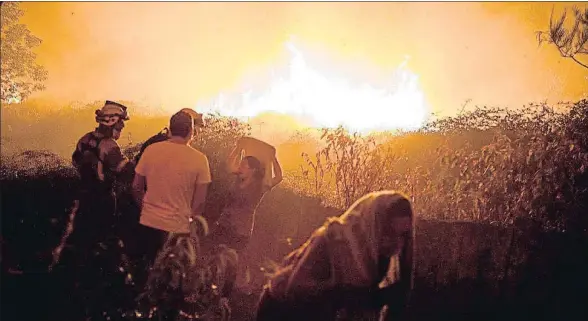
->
<box><xmin>197</xmin><ymin>40</ymin><xmax>430</xmax><ymax>134</ymax></box>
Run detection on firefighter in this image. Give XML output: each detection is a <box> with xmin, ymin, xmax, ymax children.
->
<box><xmin>56</xmin><ymin>100</ymin><xmax>134</xmax><ymax>320</ymax></box>
<box><xmin>70</xmin><ymin>100</ymin><xmax>133</xmax><ymax>247</ymax></box>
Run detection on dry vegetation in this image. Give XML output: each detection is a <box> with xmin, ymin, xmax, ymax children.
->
<box><xmin>285</xmin><ymin>100</ymin><xmax>588</xmax><ymax>234</ymax></box>
<box><xmin>1</xmin><ymin>99</ymin><xmax>587</xmax><ymax>321</ymax></box>
<box><xmin>1</xmin><ymin>3</ymin><xmax>587</xmax><ymax>319</ymax></box>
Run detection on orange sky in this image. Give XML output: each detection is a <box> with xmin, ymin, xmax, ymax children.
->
<box><xmin>19</xmin><ymin>2</ymin><xmax>588</xmax><ymax>118</ymax></box>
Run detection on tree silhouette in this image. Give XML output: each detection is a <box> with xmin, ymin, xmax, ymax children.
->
<box><xmin>1</xmin><ymin>2</ymin><xmax>48</xmax><ymax>103</ymax></box>
<box><xmin>537</xmin><ymin>6</ymin><xmax>588</xmax><ymax>69</ymax></box>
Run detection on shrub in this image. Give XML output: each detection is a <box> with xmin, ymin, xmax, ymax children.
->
<box><xmin>293</xmin><ymin>100</ymin><xmax>588</xmax><ymax>234</ymax></box>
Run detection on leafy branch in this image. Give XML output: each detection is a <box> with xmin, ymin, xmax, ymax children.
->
<box><xmin>537</xmin><ymin>6</ymin><xmax>588</xmax><ymax>69</ymax></box>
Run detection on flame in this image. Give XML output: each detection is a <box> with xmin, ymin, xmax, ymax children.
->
<box><xmin>197</xmin><ymin>40</ymin><xmax>430</xmax><ymax>134</ymax></box>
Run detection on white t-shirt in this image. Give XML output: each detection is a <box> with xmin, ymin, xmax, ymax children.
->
<box><xmin>135</xmin><ymin>141</ymin><xmax>211</xmax><ymax>233</ymax></box>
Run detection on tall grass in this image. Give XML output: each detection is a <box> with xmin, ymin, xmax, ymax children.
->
<box><xmin>288</xmin><ymin>100</ymin><xmax>588</xmax><ymax>234</ymax></box>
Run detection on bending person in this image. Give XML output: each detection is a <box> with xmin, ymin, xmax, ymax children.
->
<box><xmin>255</xmin><ymin>190</ymin><xmax>415</xmax><ymax>321</ymax></box>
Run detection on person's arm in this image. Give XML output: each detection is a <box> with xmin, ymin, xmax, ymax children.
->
<box><xmin>191</xmin><ymin>183</ymin><xmax>209</xmax><ymax>218</ymax></box>
<box><xmin>191</xmin><ymin>155</ymin><xmax>212</xmax><ymax>218</ymax></box>
<box><xmin>102</xmin><ymin>140</ymin><xmax>134</xmax><ymax>183</ymax></box>
<box><xmin>132</xmin><ymin>174</ymin><xmax>147</xmax><ymax>209</ymax></box>
<box><xmin>132</xmin><ymin>148</ymin><xmax>149</xmax><ymax>208</ymax></box>
<box><xmin>376</xmin><ymin>282</ymin><xmax>411</xmax><ymax>321</ymax></box>
<box><xmin>190</xmin><ymin>155</ymin><xmax>211</xmax><ymax>238</ymax></box>
<box><xmin>342</xmin><ymin>272</ymin><xmax>410</xmax><ymax>321</ymax></box>
<box><xmin>72</xmin><ymin>142</ymin><xmax>81</xmax><ymax>168</ymax></box>
<box><xmin>270</xmin><ymin>156</ymin><xmax>283</xmax><ymax>188</ymax></box>
<box><xmin>326</xmin><ymin>283</ymin><xmax>405</xmax><ymax>317</ymax></box>
<box><xmin>226</xmin><ymin>145</ymin><xmax>241</xmax><ymax>174</ymax></box>
<box><xmin>71</xmin><ymin>137</ymin><xmax>87</xmax><ymax>170</ymax></box>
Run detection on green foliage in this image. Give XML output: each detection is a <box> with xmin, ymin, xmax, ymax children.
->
<box><xmin>0</xmin><ymin>2</ymin><xmax>48</xmax><ymax>103</ymax></box>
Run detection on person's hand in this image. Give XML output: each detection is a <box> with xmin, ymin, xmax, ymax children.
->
<box><xmin>189</xmin><ymin>221</ymin><xmax>199</xmax><ymax>242</ymax></box>
<box><xmin>189</xmin><ymin>216</ymin><xmax>209</xmax><ymax>241</ymax></box>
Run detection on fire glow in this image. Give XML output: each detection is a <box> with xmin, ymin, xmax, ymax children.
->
<box><xmin>197</xmin><ymin>41</ymin><xmax>431</xmax><ymax>134</ymax></box>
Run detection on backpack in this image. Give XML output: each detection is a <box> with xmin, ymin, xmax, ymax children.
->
<box><xmin>134</xmin><ymin>127</ymin><xmax>170</xmax><ymax>164</ymax></box>
<box><xmin>72</xmin><ymin>133</ymin><xmax>106</xmax><ymax>185</ymax></box>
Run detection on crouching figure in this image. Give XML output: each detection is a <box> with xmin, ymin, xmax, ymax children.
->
<box><xmin>256</xmin><ymin>191</ymin><xmax>415</xmax><ymax>321</ymax></box>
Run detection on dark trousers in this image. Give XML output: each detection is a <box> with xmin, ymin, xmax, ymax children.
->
<box><xmin>53</xmin><ymin>189</ymin><xmax>121</xmax><ymax>320</ymax></box>
<box><xmin>68</xmin><ymin>190</ymin><xmax>117</xmax><ymax>249</ymax></box>
<box><xmin>127</xmin><ymin>224</ymin><xmax>169</xmax><ymax>291</ymax></box>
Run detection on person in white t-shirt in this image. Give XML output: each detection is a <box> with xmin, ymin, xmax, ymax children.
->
<box><xmin>130</xmin><ymin>110</ymin><xmax>211</xmax><ymax>288</ymax></box>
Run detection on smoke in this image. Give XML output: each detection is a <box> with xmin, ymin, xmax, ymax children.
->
<box><xmin>17</xmin><ymin>2</ymin><xmax>587</xmax><ymax>117</ymax></box>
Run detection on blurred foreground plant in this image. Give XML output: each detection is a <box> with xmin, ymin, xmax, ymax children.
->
<box><xmin>136</xmin><ymin>218</ymin><xmax>238</xmax><ymax>321</ymax></box>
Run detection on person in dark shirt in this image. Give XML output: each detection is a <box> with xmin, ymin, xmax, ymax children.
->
<box><xmin>69</xmin><ymin>100</ymin><xmax>133</xmax><ymax>249</ymax></box>
<box><xmin>133</xmin><ymin>107</ymin><xmax>205</xmax><ymax>164</ymax></box>
<box><xmin>206</xmin><ymin>146</ymin><xmax>283</xmax><ymax>294</ymax></box>
<box><xmin>215</xmin><ymin>154</ymin><xmax>283</xmax><ymax>249</ymax></box>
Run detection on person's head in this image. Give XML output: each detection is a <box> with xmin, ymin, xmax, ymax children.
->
<box><xmin>375</xmin><ymin>194</ymin><xmax>414</xmax><ymax>258</ymax></box>
<box><xmin>341</xmin><ymin>191</ymin><xmax>415</xmax><ymax>274</ymax></box>
<box><xmin>95</xmin><ymin>100</ymin><xmax>130</xmax><ymax>140</ymax></box>
<box><xmin>179</xmin><ymin>108</ymin><xmax>205</xmax><ymax>136</ymax></box>
<box><xmin>169</xmin><ymin>111</ymin><xmax>194</xmax><ymax>142</ymax></box>
<box><xmin>370</xmin><ymin>191</ymin><xmax>415</xmax><ymax>294</ymax></box>
<box><xmin>237</xmin><ymin>156</ymin><xmax>265</xmax><ymax>182</ymax></box>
